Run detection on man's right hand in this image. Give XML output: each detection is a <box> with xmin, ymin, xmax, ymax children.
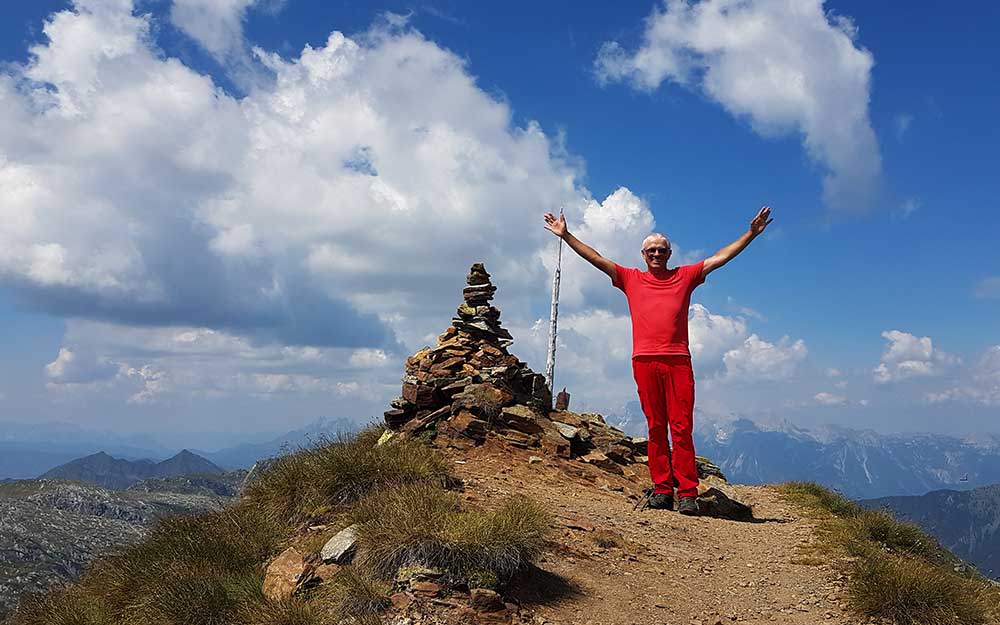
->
<box><xmin>542</xmin><ymin>211</ymin><xmax>618</xmax><ymax>282</ymax></box>
<box><xmin>543</xmin><ymin>212</ymin><xmax>567</xmax><ymax>238</ymax></box>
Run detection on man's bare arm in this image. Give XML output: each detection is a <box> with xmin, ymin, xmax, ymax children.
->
<box><xmin>543</xmin><ymin>212</ymin><xmax>618</xmax><ymax>282</ymax></box>
<box><xmin>702</xmin><ymin>205</ymin><xmax>773</xmax><ymax>278</ymax></box>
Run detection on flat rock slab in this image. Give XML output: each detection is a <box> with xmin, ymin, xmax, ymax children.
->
<box><xmin>321</xmin><ymin>524</ymin><xmax>360</xmax><ymax>564</ymax></box>
<box><xmin>552</xmin><ymin>421</ymin><xmax>579</xmax><ymax>440</ymax></box>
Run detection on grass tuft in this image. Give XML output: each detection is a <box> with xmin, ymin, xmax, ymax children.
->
<box><xmin>842</xmin><ymin>509</ymin><xmax>941</xmax><ymax>560</ymax></box>
<box><xmin>849</xmin><ymin>554</ymin><xmax>995</xmax><ymax>625</ymax></box>
<box><xmin>775</xmin><ymin>481</ymin><xmax>1000</xmax><ymax>625</ymax></box>
<box><xmin>352</xmin><ymin>482</ymin><xmax>550</xmax><ymax>583</ymax></box>
<box><xmin>776</xmin><ymin>481</ymin><xmax>860</xmax><ymax>518</ymax></box>
<box><xmin>232</xmin><ymin>598</ymin><xmax>321</xmax><ymax>625</ymax></box>
<box><xmin>9</xmin><ymin>587</ymin><xmax>112</xmax><ymax>625</ymax></box>
<box><xmin>315</xmin><ymin>568</ymin><xmax>392</xmax><ymax>624</ymax></box>
<box><xmin>244</xmin><ymin>427</ymin><xmax>452</xmax><ymax>522</ymax></box>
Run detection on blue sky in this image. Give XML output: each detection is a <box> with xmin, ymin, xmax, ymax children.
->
<box><xmin>0</xmin><ymin>0</ymin><xmax>997</xmax><ymax>445</ymax></box>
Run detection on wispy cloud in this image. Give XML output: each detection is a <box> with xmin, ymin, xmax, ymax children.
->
<box><xmin>894</xmin><ymin>112</ymin><xmax>914</xmax><ymax>140</ymax></box>
<box><xmin>974</xmin><ymin>276</ymin><xmax>1000</xmax><ymax>299</ymax></box>
<box><xmin>898</xmin><ymin>198</ymin><xmax>921</xmax><ymax>219</ymax></box>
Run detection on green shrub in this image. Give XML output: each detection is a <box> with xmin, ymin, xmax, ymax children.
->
<box><xmin>352</xmin><ymin>483</ymin><xmax>550</xmax><ymax>583</ymax></box>
<box><xmin>244</xmin><ymin>427</ymin><xmax>451</xmax><ymax>522</ymax></box>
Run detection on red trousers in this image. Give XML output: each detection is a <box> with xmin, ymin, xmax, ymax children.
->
<box><xmin>632</xmin><ymin>355</ymin><xmax>698</xmax><ymax>498</ymax></box>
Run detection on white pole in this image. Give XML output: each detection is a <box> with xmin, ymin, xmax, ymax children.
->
<box><xmin>545</xmin><ymin>207</ymin><xmax>564</xmax><ymax>403</ymax></box>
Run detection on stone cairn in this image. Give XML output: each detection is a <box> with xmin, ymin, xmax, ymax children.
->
<box><xmin>385</xmin><ymin>263</ymin><xmax>657</xmax><ymax>471</ymax></box>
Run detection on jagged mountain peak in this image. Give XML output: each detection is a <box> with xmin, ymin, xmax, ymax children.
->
<box><xmin>41</xmin><ymin>449</ymin><xmax>222</xmax><ymax>490</ymax></box>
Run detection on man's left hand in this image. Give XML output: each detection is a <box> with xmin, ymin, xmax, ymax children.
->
<box><xmin>750</xmin><ymin>205</ymin><xmax>773</xmax><ymax>236</ymax></box>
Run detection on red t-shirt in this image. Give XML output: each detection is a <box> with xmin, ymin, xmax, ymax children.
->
<box><xmin>612</xmin><ymin>261</ymin><xmax>706</xmax><ymax>358</ymax></box>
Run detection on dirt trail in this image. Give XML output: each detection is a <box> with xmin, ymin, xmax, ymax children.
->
<box><xmin>450</xmin><ymin>441</ymin><xmax>862</xmax><ymax>625</ymax></box>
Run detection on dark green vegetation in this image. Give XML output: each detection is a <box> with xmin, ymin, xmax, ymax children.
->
<box><xmin>777</xmin><ymin>481</ymin><xmax>1000</xmax><ymax>625</ymax></box>
<box><xmin>8</xmin><ymin>429</ymin><xmax>550</xmax><ymax>625</ymax></box>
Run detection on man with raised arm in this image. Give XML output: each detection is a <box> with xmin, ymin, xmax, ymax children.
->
<box><xmin>543</xmin><ymin>206</ymin><xmax>773</xmax><ymax>515</ymax></box>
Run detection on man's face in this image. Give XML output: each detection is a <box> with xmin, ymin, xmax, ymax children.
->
<box><xmin>642</xmin><ymin>238</ymin><xmax>671</xmax><ymax>270</ymax></box>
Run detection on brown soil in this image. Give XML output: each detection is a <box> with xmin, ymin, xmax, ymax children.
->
<box><xmin>424</xmin><ymin>438</ymin><xmax>865</xmax><ymax>625</ymax></box>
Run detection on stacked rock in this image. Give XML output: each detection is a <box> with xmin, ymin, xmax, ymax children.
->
<box><xmin>453</xmin><ymin>264</ymin><xmax>513</xmax><ymax>345</ymax></box>
<box><xmin>383</xmin><ymin>263</ymin><xmax>550</xmax><ymax>431</ymax></box>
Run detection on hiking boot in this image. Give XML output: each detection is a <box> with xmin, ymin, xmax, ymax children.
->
<box><xmin>647</xmin><ymin>493</ymin><xmax>674</xmax><ymax>510</ymax></box>
<box><xmin>677</xmin><ymin>496</ymin><xmax>699</xmax><ymax>516</ymax></box>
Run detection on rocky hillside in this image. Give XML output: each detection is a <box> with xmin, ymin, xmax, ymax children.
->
<box><xmin>41</xmin><ymin>450</ymin><xmax>223</xmax><ymax>490</ymax></box>
<box><xmin>861</xmin><ymin>484</ymin><xmax>1000</xmax><ymax>579</ymax></box>
<box><xmin>0</xmin><ymin>478</ymin><xmax>234</xmax><ymax>619</ymax></box>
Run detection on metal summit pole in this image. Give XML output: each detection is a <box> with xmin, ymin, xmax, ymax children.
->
<box><xmin>545</xmin><ymin>207</ymin><xmax>564</xmax><ymax>406</ymax></box>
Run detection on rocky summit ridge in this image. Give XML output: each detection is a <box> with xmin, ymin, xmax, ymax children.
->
<box><xmin>382</xmin><ymin>263</ymin><xmax>746</xmax><ymax>519</ymax></box>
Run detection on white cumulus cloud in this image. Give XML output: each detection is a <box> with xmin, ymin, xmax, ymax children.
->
<box><xmin>873</xmin><ymin>330</ymin><xmax>958</xmax><ymax>384</ymax></box>
<box><xmin>723</xmin><ymin>334</ymin><xmax>808</xmax><ymax>380</ymax></box>
<box><xmin>0</xmin><ymin>0</ymin><xmax>596</xmax><ymax>357</ymax></box>
<box><xmin>595</xmin><ymin>0</ymin><xmax>881</xmax><ymax>211</ymax></box>
<box><xmin>45</xmin><ymin>347</ymin><xmax>119</xmax><ymax>385</ymax></box>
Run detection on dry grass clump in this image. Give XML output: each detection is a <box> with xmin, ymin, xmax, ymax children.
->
<box><xmin>775</xmin><ymin>481</ymin><xmax>1000</xmax><ymax>625</ymax></box>
<box><xmin>352</xmin><ymin>482</ymin><xmax>550</xmax><ymax>583</ymax></box>
<box><xmin>232</xmin><ymin>597</ymin><xmax>322</xmax><ymax>625</ymax></box>
<box><xmin>849</xmin><ymin>554</ymin><xmax>996</xmax><ymax>625</ymax></box>
<box><xmin>841</xmin><ymin>508</ymin><xmax>941</xmax><ymax>561</ymax></box>
<box><xmin>10</xmin><ymin>503</ymin><xmax>285</xmax><ymax>625</ymax></box>
<box><xmin>776</xmin><ymin>481</ymin><xmax>860</xmax><ymax>518</ymax></box>
<box><xmin>10</xmin><ymin>587</ymin><xmax>111</xmax><ymax>625</ymax></box>
<box><xmin>314</xmin><ymin>568</ymin><xmax>392</xmax><ymax>624</ymax></box>
<box><xmin>244</xmin><ymin>427</ymin><xmax>452</xmax><ymax>522</ymax></box>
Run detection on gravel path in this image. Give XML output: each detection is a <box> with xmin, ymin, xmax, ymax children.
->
<box><xmin>450</xmin><ymin>441</ymin><xmax>863</xmax><ymax>625</ymax></box>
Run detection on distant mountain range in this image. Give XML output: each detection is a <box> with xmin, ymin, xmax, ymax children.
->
<box><xmin>42</xmin><ymin>450</ymin><xmax>223</xmax><ymax>490</ymax></box>
<box><xmin>861</xmin><ymin>485</ymin><xmax>1000</xmax><ymax>578</ymax></box>
<box><xmin>13</xmin><ymin>409</ymin><xmax>1000</xmax><ymax>500</ymax></box>
<box><xmin>610</xmin><ymin>402</ymin><xmax>1000</xmax><ymax>499</ymax></box>
<box><xmin>0</xmin><ymin>417</ymin><xmax>360</xmax><ymax>479</ymax></box>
